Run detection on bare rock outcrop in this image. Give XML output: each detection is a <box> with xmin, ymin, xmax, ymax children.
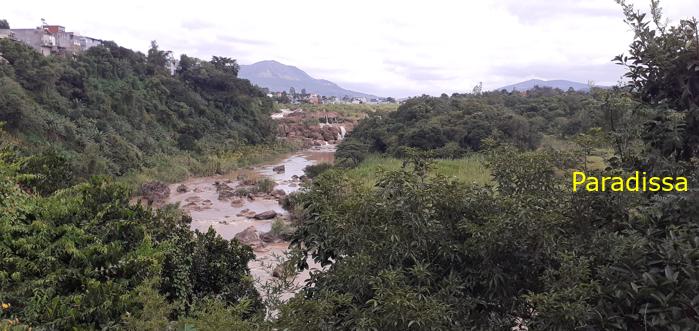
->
<box><xmin>140</xmin><ymin>181</ymin><xmax>170</xmax><ymax>205</ymax></box>
<box><xmin>215</xmin><ymin>182</ymin><xmax>237</xmax><ymax>201</ymax></box>
<box><xmin>234</xmin><ymin>226</ymin><xmax>263</xmax><ymax>248</ymax></box>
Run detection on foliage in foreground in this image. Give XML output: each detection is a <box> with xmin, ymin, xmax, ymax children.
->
<box><xmin>0</xmin><ymin>157</ymin><xmax>262</xmax><ymax>329</ymax></box>
<box><xmin>281</xmin><ymin>147</ymin><xmax>698</xmax><ymax>330</ymax></box>
<box><xmin>278</xmin><ymin>4</ymin><xmax>699</xmax><ymax>329</ymax></box>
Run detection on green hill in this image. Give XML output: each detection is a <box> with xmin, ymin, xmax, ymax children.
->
<box><xmin>0</xmin><ymin>39</ymin><xmax>277</xmax><ymax>181</ymax></box>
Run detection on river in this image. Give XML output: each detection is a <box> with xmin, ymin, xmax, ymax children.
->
<box><xmin>165</xmin><ymin>143</ymin><xmax>335</xmax><ymax>300</ymax></box>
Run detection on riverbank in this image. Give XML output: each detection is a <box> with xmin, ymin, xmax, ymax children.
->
<box><xmin>165</xmin><ymin>144</ymin><xmax>335</xmax><ymax>303</ymax></box>
<box><xmin>119</xmin><ymin>141</ymin><xmax>302</xmax><ymax>193</ymax></box>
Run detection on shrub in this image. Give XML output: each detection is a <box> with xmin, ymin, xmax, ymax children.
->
<box><xmin>254</xmin><ymin>178</ymin><xmax>276</xmax><ymax>194</ymax></box>
<box><xmin>303</xmin><ymin>163</ymin><xmax>333</xmax><ymax>179</ymax></box>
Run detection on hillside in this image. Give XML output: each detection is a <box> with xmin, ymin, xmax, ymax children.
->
<box><xmin>239</xmin><ymin>60</ymin><xmax>377</xmax><ymax>98</ymax></box>
<box><xmin>0</xmin><ymin>39</ymin><xmax>277</xmax><ymax>180</ymax></box>
<box><xmin>496</xmin><ymin>79</ymin><xmax>592</xmax><ymax>92</ymax></box>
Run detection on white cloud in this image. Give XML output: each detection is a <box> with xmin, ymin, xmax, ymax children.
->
<box><xmin>3</xmin><ymin>0</ymin><xmax>697</xmax><ymax>97</ymax></box>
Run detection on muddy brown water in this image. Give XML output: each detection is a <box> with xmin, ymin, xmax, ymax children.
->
<box><xmin>166</xmin><ymin>144</ymin><xmax>335</xmax><ymax>302</ymax></box>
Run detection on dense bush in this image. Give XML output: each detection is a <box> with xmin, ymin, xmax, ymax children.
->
<box><xmin>279</xmin><ymin>145</ymin><xmax>698</xmax><ymax>329</ymax></box>
<box><xmin>0</xmin><ymin>158</ymin><xmax>261</xmax><ymax>328</ymax></box>
<box><xmin>303</xmin><ymin>163</ymin><xmax>333</xmax><ymax>179</ymax></box>
<box><xmin>0</xmin><ymin>39</ymin><xmax>276</xmax><ymax>179</ymax></box>
<box><xmin>275</xmin><ymin>4</ymin><xmax>699</xmax><ymax>329</ymax></box>
<box><xmin>337</xmin><ymin>88</ymin><xmax>609</xmax><ymax>164</ymax></box>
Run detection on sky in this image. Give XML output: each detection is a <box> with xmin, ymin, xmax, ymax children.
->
<box><xmin>3</xmin><ymin>0</ymin><xmax>698</xmax><ymax>97</ymax></box>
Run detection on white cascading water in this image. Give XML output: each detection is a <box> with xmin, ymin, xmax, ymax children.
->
<box><xmin>337</xmin><ymin>126</ymin><xmax>347</xmax><ymax>140</ymax></box>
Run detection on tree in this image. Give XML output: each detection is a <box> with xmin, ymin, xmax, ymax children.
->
<box><xmin>0</xmin><ymin>19</ymin><xmax>9</xmax><ymax>29</ymax></box>
<box><xmin>146</xmin><ymin>40</ymin><xmax>173</xmax><ymax>76</ymax></box>
<box><xmin>614</xmin><ymin>0</ymin><xmax>699</xmax><ymax>160</ymax></box>
<box><xmin>472</xmin><ymin>81</ymin><xmax>483</xmax><ymax>95</ymax></box>
<box><xmin>211</xmin><ymin>56</ymin><xmax>240</xmax><ymax>76</ymax></box>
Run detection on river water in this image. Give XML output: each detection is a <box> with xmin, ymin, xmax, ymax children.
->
<box><xmin>165</xmin><ymin>144</ymin><xmax>335</xmax><ymax>300</ymax></box>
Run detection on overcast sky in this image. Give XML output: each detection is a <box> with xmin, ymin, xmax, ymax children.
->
<box><xmin>4</xmin><ymin>0</ymin><xmax>698</xmax><ymax>97</ymax></box>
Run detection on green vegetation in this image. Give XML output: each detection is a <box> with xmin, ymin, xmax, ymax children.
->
<box><xmin>0</xmin><ymin>157</ymin><xmax>262</xmax><ymax>328</ymax></box>
<box><xmin>302</xmin><ymin>163</ymin><xmax>333</xmax><ymax>179</ymax></box>
<box><xmin>277</xmin><ymin>102</ymin><xmax>397</xmax><ymax>120</ymax></box>
<box><xmin>339</xmin><ymin>154</ymin><xmax>491</xmax><ymax>187</ymax></box>
<box><xmin>2</xmin><ymin>1</ymin><xmax>699</xmax><ymax>329</ymax></box>
<box><xmin>274</xmin><ymin>4</ymin><xmax>699</xmax><ymax>330</ymax></box>
<box><xmin>0</xmin><ymin>38</ymin><xmax>278</xmax><ymax>190</ymax></box>
<box><xmin>337</xmin><ymin>87</ymin><xmax>628</xmax><ymax>165</ymax></box>
<box><xmin>255</xmin><ymin>177</ymin><xmax>276</xmax><ymax>194</ymax></box>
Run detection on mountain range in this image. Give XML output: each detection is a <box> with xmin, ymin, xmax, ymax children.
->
<box><xmin>239</xmin><ymin>60</ymin><xmax>378</xmax><ymax>99</ymax></box>
<box><xmin>496</xmin><ymin>79</ymin><xmax>593</xmax><ymax>92</ymax></box>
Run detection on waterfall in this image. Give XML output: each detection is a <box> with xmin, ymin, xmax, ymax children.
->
<box><xmin>337</xmin><ymin>126</ymin><xmax>347</xmax><ymax>140</ymax></box>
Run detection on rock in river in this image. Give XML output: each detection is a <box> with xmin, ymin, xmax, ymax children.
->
<box><xmin>254</xmin><ymin>210</ymin><xmax>277</xmax><ymax>220</ymax></box>
<box><xmin>176</xmin><ymin>184</ymin><xmax>189</xmax><ymax>193</ymax></box>
<box><xmin>273</xmin><ymin>165</ymin><xmax>285</xmax><ymax>173</ymax></box>
<box><xmin>234</xmin><ymin>226</ymin><xmax>262</xmax><ymax>247</ymax></box>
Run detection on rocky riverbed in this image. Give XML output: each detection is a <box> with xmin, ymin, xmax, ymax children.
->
<box><xmin>165</xmin><ymin>144</ymin><xmax>335</xmax><ymax>300</ymax></box>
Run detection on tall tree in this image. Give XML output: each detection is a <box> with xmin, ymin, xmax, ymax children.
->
<box><xmin>146</xmin><ymin>40</ymin><xmax>173</xmax><ymax>76</ymax></box>
<box><xmin>614</xmin><ymin>0</ymin><xmax>699</xmax><ymax>160</ymax></box>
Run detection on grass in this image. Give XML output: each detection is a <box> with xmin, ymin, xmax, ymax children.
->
<box><xmin>539</xmin><ymin>134</ymin><xmax>612</xmax><ymax>171</ymax></box>
<box><xmin>276</xmin><ymin>103</ymin><xmax>398</xmax><ymax>120</ymax></box>
<box><xmin>120</xmin><ymin>142</ymin><xmax>300</xmax><ymax>192</ymax></box>
<box><xmin>346</xmin><ymin>154</ymin><xmax>492</xmax><ymax>187</ymax></box>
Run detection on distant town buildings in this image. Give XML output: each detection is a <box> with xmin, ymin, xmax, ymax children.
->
<box><xmin>264</xmin><ymin>88</ymin><xmax>393</xmax><ymax>105</ymax></box>
<box><xmin>0</xmin><ymin>22</ymin><xmax>102</xmax><ymax>56</ymax></box>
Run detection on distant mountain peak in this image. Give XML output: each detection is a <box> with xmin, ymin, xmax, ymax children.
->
<box><xmin>496</xmin><ymin>79</ymin><xmax>592</xmax><ymax>92</ymax></box>
<box><xmin>239</xmin><ymin>60</ymin><xmax>377</xmax><ymax>99</ymax></box>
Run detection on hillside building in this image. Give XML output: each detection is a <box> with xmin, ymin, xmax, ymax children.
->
<box><xmin>2</xmin><ymin>23</ymin><xmax>102</xmax><ymax>56</ymax></box>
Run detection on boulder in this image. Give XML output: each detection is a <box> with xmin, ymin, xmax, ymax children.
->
<box><xmin>254</xmin><ymin>210</ymin><xmax>277</xmax><ymax>220</ymax></box>
<box><xmin>176</xmin><ymin>184</ymin><xmax>189</xmax><ymax>193</ymax></box>
<box><xmin>272</xmin><ymin>165</ymin><xmax>285</xmax><ymax>173</ymax></box>
<box><xmin>259</xmin><ymin>231</ymin><xmax>275</xmax><ymax>243</ymax></box>
<box><xmin>272</xmin><ymin>189</ymin><xmax>286</xmax><ymax>198</ymax></box>
<box><xmin>183</xmin><ymin>202</ymin><xmax>200</xmax><ymax>211</ymax></box>
<box><xmin>272</xmin><ymin>263</ymin><xmax>286</xmax><ymax>278</ymax></box>
<box><xmin>215</xmin><ymin>182</ymin><xmax>236</xmax><ymax>201</ymax></box>
<box><xmin>185</xmin><ymin>196</ymin><xmax>202</xmax><ymax>203</ymax></box>
<box><xmin>140</xmin><ymin>181</ymin><xmax>170</xmax><ymax>205</ymax></box>
<box><xmin>230</xmin><ymin>198</ymin><xmax>244</xmax><ymax>208</ymax></box>
<box><xmin>218</xmin><ymin>189</ymin><xmax>237</xmax><ymax>201</ymax></box>
<box><xmin>234</xmin><ymin>226</ymin><xmax>262</xmax><ymax>247</ymax></box>
<box><xmin>236</xmin><ymin>209</ymin><xmax>257</xmax><ymax>218</ymax></box>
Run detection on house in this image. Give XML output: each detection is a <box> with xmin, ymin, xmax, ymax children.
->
<box><xmin>8</xmin><ymin>23</ymin><xmax>102</xmax><ymax>56</ymax></box>
<box><xmin>308</xmin><ymin>94</ymin><xmax>321</xmax><ymax>105</ymax></box>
